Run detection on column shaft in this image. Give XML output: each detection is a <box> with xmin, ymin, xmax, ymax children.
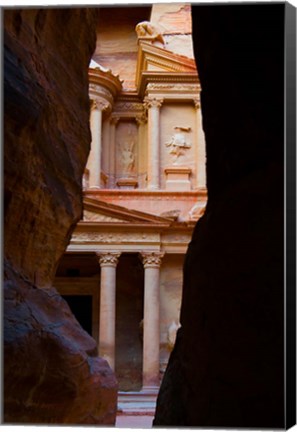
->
<box><xmin>141</xmin><ymin>252</ymin><xmax>164</xmax><ymax>389</ymax></box>
<box><xmin>109</xmin><ymin>117</ymin><xmax>119</xmax><ymax>188</ymax></box>
<box><xmin>136</xmin><ymin>115</ymin><xmax>147</xmax><ymax>188</ymax></box>
<box><xmin>97</xmin><ymin>252</ymin><xmax>120</xmax><ymax>370</ymax></box>
<box><xmin>194</xmin><ymin>99</ymin><xmax>206</xmax><ymax>189</ymax></box>
<box><xmin>89</xmin><ymin>105</ymin><xmax>103</xmax><ymax>188</ymax></box>
<box><xmin>145</xmin><ymin>98</ymin><xmax>163</xmax><ymax>190</ymax></box>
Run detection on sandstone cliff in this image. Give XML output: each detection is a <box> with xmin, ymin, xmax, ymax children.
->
<box><xmin>154</xmin><ymin>4</ymin><xmax>285</xmax><ymax>428</ymax></box>
<box><xmin>4</xmin><ymin>8</ymin><xmax>118</xmax><ymax>424</ymax></box>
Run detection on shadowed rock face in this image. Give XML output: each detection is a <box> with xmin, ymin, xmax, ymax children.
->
<box><xmin>4</xmin><ymin>8</ymin><xmax>118</xmax><ymax>424</ymax></box>
<box><xmin>154</xmin><ymin>4</ymin><xmax>284</xmax><ymax>428</ymax></box>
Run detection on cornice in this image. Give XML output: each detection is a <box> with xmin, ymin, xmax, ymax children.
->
<box><xmin>139</xmin><ymin>72</ymin><xmax>200</xmax><ymax>98</ymax></box>
<box><xmin>83</xmin><ymin>188</ymin><xmax>207</xmax><ymax>198</ymax></box>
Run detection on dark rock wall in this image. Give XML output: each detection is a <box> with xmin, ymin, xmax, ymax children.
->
<box><xmin>154</xmin><ymin>4</ymin><xmax>284</xmax><ymax>428</ymax></box>
<box><xmin>4</xmin><ymin>8</ymin><xmax>118</xmax><ymax>424</ymax></box>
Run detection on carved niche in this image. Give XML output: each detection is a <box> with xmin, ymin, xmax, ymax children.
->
<box><xmin>115</xmin><ymin>121</ymin><xmax>138</xmax><ymax>181</ymax></box>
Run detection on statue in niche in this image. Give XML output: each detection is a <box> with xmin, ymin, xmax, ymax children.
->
<box><xmin>120</xmin><ymin>125</ymin><xmax>136</xmax><ymax>174</ymax></box>
<box><xmin>165</xmin><ymin>126</ymin><xmax>192</xmax><ymax>161</ymax></box>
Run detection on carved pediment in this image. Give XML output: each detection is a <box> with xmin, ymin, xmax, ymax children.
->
<box><xmin>136</xmin><ymin>41</ymin><xmax>200</xmax><ymax>97</ymax></box>
<box><xmin>81</xmin><ymin>197</ymin><xmax>173</xmax><ymax>226</ymax></box>
<box><xmin>137</xmin><ymin>41</ymin><xmax>197</xmax><ymax>74</ymax></box>
<box><xmin>135</xmin><ymin>41</ymin><xmax>199</xmax><ymax>96</ymax></box>
<box><xmin>83</xmin><ymin>210</ymin><xmax>127</xmax><ymax>223</ymax></box>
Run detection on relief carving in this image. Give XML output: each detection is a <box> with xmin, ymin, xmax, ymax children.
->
<box><xmin>146</xmin><ymin>83</ymin><xmax>200</xmax><ymax>92</ymax></box>
<box><xmin>165</xmin><ymin>126</ymin><xmax>192</xmax><ymax>160</ymax></box>
<box><xmin>135</xmin><ymin>21</ymin><xmax>165</xmax><ymax>46</ymax></box>
<box><xmin>116</xmin><ymin>123</ymin><xmax>137</xmax><ymax>176</ymax></box>
<box><xmin>167</xmin><ymin>321</ymin><xmax>181</xmax><ymax>350</ymax></box>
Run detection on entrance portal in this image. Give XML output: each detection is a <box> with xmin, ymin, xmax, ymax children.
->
<box><xmin>115</xmin><ymin>253</ymin><xmax>144</xmax><ymax>391</ymax></box>
<box><xmin>62</xmin><ymin>295</ymin><xmax>93</xmax><ymax>337</ymax></box>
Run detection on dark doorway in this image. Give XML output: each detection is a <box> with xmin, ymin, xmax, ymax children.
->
<box><xmin>115</xmin><ymin>253</ymin><xmax>144</xmax><ymax>391</ymax></box>
<box><xmin>62</xmin><ymin>295</ymin><xmax>93</xmax><ymax>337</ymax></box>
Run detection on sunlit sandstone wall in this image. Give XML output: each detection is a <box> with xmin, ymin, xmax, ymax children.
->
<box><xmin>93</xmin><ymin>6</ymin><xmax>151</xmax><ymax>91</ymax></box>
<box><xmin>160</xmin><ymin>103</ymin><xmax>197</xmax><ymax>190</ymax></box>
<box><xmin>150</xmin><ymin>3</ymin><xmax>194</xmax><ymax>58</ymax></box>
<box><xmin>154</xmin><ymin>4</ymin><xmax>284</xmax><ymax>428</ymax></box>
<box><xmin>4</xmin><ymin>8</ymin><xmax>118</xmax><ymax>424</ymax></box>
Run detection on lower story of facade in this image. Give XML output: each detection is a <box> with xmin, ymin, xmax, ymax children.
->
<box><xmin>54</xmin><ymin>190</ymin><xmax>207</xmax><ymax>392</ymax></box>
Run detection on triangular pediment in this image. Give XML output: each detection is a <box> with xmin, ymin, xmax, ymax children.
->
<box><xmin>136</xmin><ymin>41</ymin><xmax>199</xmax><ymax>96</ymax></box>
<box><xmin>137</xmin><ymin>41</ymin><xmax>197</xmax><ymax>74</ymax></box>
<box><xmin>81</xmin><ymin>197</ymin><xmax>172</xmax><ymax>226</ymax></box>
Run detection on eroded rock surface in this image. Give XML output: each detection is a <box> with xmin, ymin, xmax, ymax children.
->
<box><xmin>154</xmin><ymin>4</ymin><xmax>284</xmax><ymax>428</ymax></box>
<box><xmin>4</xmin><ymin>8</ymin><xmax>118</xmax><ymax>424</ymax></box>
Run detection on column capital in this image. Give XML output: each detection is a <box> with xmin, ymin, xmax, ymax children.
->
<box><xmin>193</xmin><ymin>97</ymin><xmax>201</xmax><ymax>110</ymax></box>
<box><xmin>135</xmin><ymin>114</ymin><xmax>147</xmax><ymax>125</ymax></box>
<box><xmin>91</xmin><ymin>97</ymin><xmax>110</xmax><ymax>112</ymax></box>
<box><xmin>110</xmin><ymin>116</ymin><xmax>120</xmax><ymax>126</ymax></box>
<box><xmin>143</xmin><ymin>96</ymin><xmax>164</xmax><ymax>110</ymax></box>
<box><xmin>140</xmin><ymin>251</ymin><xmax>164</xmax><ymax>268</ymax></box>
<box><xmin>96</xmin><ymin>252</ymin><xmax>121</xmax><ymax>267</ymax></box>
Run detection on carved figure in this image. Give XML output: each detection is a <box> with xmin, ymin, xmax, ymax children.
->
<box><xmin>167</xmin><ymin>321</ymin><xmax>181</xmax><ymax>350</ymax></box>
<box><xmin>135</xmin><ymin>21</ymin><xmax>165</xmax><ymax>45</ymax></box>
<box><xmin>166</xmin><ymin>126</ymin><xmax>192</xmax><ymax>159</ymax></box>
<box><xmin>121</xmin><ymin>140</ymin><xmax>135</xmax><ymax>173</ymax></box>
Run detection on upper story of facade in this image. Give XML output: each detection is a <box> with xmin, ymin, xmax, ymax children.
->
<box><xmin>82</xmin><ymin>4</ymin><xmax>207</xmax><ymax>223</ymax></box>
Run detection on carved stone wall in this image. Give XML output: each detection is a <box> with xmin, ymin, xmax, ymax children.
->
<box><xmin>160</xmin><ymin>103</ymin><xmax>196</xmax><ymax>189</ymax></box>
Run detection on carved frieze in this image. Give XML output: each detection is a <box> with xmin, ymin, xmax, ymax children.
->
<box><xmin>146</xmin><ymin>83</ymin><xmax>200</xmax><ymax>92</ymax></box>
<box><xmin>114</xmin><ymin>102</ymin><xmax>144</xmax><ymax>113</ymax></box>
<box><xmin>71</xmin><ymin>232</ymin><xmax>160</xmax><ymax>244</ymax></box>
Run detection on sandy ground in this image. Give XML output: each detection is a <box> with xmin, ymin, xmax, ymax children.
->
<box><xmin>116</xmin><ymin>415</ymin><xmax>154</xmax><ymax>428</ymax></box>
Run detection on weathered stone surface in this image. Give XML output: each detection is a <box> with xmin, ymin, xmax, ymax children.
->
<box><xmin>4</xmin><ymin>8</ymin><xmax>118</xmax><ymax>424</ymax></box>
<box><xmin>154</xmin><ymin>4</ymin><xmax>284</xmax><ymax>428</ymax></box>
<box><xmin>4</xmin><ymin>261</ymin><xmax>117</xmax><ymax>424</ymax></box>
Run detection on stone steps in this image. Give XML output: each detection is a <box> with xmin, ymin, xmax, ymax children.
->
<box><xmin>117</xmin><ymin>390</ymin><xmax>158</xmax><ymax>415</ymax></box>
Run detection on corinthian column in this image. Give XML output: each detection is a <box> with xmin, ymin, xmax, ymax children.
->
<box><xmin>144</xmin><ymin>97</ymin><xmax>163</xmax><ymax>190</ymax></box>
<box><xmin>96</xmin><ymin>252</ymin><xmax>120</xmax><ymax>370</ymax></box>
<box><xmin>108</xmin><ymin>116</ymin><xmax>119</xmax><ymax>188</ymax></box>
<box><xmin>89</xmin><ymin>98</ymin><xmax>109</xmax><ymax>188</ymax></box>
<box><xmin>193</xmin><ymin>97</ymin><xmax>206</xmax><ymax>189</ymax></box>
<box><xmin>136</xmin><ymin>114</ymin><xmax>147</xmax><ymax>188</ymax></box>
<box><xmin>140</xmin><ymin>251</ymin><xmax>164</xmax><ymax>390</ymax></box>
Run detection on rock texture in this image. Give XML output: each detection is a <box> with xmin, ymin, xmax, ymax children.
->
<box><xmin>154</xmin><ymin>4</ymin><xmax>285</xmax><ymax>428</ymax></box>
<box><xmin>4</xmin><ymin>8</ymin><xmax>118</xmax><ymax>424</ymax></box>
